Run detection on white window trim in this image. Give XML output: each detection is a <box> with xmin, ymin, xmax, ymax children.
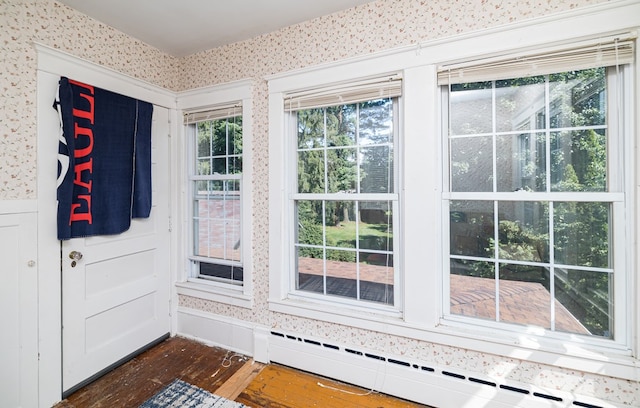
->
<box><xmin>176</xmin><ymin>79</ymin><xmax>254</xmax><ymax>309</ymax></box>
<box><xmin>268</xmin><ymin>0</ymin><xmax>640</xmax><ymax>381</ymax></box>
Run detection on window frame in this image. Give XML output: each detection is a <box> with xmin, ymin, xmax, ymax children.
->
<box><xmin>188</xmin><ymin>111</ymin><xmax>243</xmax><ymax>284</ymax></box>
<box><xmin>176</xmin><ymin>80</ymin><xmax>254</xmax><ymax>308</ymax></box>
<box><xmin>287</xmin><ymin>94</ymin><xmax>402</xmax><ymax>312</ymax></box>
<box><xmin>268</xmin><ymin>1</ymin><xmax>639</xmax><ymax>381</ymax></box>
<box><xmin>441</xmin><ymin>67</ymin><xmax>630</xmax><ymax>348</ymax></box>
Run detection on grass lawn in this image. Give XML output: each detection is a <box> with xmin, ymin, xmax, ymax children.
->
<box><xmin>326</xmin><ymin>220</ymin><xmax>391</xmax><ymax>248</ymax></box>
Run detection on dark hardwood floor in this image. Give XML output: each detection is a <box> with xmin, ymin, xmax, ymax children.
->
<box><xmin>54</xmin><ymin>336</ymin><xmax>429</xmax><ymax>408</ymax></box>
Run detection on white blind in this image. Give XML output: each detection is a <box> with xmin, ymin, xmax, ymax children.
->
<box><xmin>438</xmin><ymin>33</ymin><xmax>635</xmax><ymax>85</ymax></box>
<box><xmin>184</xmin><ymin>102</ymin><xmax>241</xmax><ymax>123</ymax></box>
<box><xmin>284</xmin><ymin>74</ymin><xmax>402</xmax><ymax>111</ymax></box>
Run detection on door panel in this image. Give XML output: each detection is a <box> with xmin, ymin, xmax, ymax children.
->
<box><xmin>62</xmin><ymin>106</ymin><xmax>171</xmax><ymax>392</ymax></box>
<box><xmin>0</xmin><ymin>213</ymin><xmax>38</xmax><ymax>408</ymax></box>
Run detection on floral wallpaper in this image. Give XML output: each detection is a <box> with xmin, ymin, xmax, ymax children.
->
<box><xmin>0</xmin><ymin>0</ymin><xmax>179</xmax><ymax>200</ymax></box>
<box><xmin>176</xmin><ymin>0</ymin><xmax>637</xmax><ymax>406</ymax></box>
<box><xmin>2</xmin><ymin>0</ymin><xmax>637</xmax><ymax>405</ymax></box>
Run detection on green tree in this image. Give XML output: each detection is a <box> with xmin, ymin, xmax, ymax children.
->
<box><xmin>197</xmin><ymin>116</ymin><xmax>243</xmax><ymax>175</ymax></box>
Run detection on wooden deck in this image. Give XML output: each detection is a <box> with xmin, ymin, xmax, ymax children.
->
<box><xmin>55</xmin><ymin>336</ymin><xmax>430</xmax><ymax>407</ymax></box>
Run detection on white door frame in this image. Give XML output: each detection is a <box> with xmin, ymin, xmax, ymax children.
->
<box><xmin>36</xmin><ymin>43</ymin><xmax>180</xmax><ymax>407</ymax></box>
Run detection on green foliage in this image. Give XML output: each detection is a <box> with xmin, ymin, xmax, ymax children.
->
<box><xmin>495</xmin><ymin>220</ymin><xmax>547</xmax><ymax>262</ymax></box>
<box><xmin>196</xmin><ymin>116</ymin><xmax>243</xmax><ymax>175</ymax></box>
<box><xmin>298</xmin><ymin>218</ymin><xmax>323</xmax><ymax>259</ymax></box>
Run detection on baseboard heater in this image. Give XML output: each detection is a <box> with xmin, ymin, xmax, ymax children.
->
<box><xmin>268</xmin><ymin>330</ymin><xmax>621</xmax><ymax>408</ymax></box>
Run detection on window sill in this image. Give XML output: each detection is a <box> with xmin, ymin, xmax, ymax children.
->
<box><xmin>176</xmin><ymin>279</ymin><xmax>253</xmax><ymax>309</ymax></box>
<box><xmin>269</xmin><ymin>297</ymin><xmax>639</xmax><ymax>381</ymax></box>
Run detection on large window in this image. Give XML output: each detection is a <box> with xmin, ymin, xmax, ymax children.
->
<box><xmin>287</xmin><ymin>77</ymin><xmax>401</xmax><ymax>308</ymax></box>
<box><xmin>443</xmin><ymin>44</ymin><xmax>632</xmax><ymax>341</ymax></box>
<box><xmin>269</xmin><ymin>9</ymin><xmax>638</xmax><ymax>377</ymax></box>
<box><xmin>187</xmin><ymin>106</ymin><xmax>244</xmax><ymax>285</ymax></box>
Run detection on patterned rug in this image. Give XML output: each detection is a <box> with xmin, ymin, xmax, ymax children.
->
<box><xmin>140</xmin><ymin>379</ymin><xmax>248</xmax><ymax>408</ymax></box>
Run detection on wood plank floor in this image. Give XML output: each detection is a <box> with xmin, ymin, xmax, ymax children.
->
<box><xmin>55</xmin><ymin>336</ymin><xmax>430</xmax><ymax>408</ymax></box>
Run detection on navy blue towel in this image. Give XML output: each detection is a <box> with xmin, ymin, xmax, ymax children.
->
<box><xmin>55</xmin><ymin>77</ymin><xmax>153</xmax><ymax>240</ymax></box>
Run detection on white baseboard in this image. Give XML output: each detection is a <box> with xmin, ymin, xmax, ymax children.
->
<box><xmin>176</xmin><ymin>306</ymin><xmax>268</xmax><ymax>363</ymax></box>
<box><xmin>176</xmin><ymin>308</ymin><xmax>624</xmax><ymax>408</ymax></box>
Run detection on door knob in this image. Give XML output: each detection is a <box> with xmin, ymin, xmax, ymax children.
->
<box><xmin>69</xmin><ymin>251</ymin><xmax>83</xmax><ymax>261</ymax></box>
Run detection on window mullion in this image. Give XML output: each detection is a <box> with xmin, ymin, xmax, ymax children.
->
<box><xmin>545</xmin><ymin>75</ymin><xmax>551</xmax><ymax>193</ymax></box>
<box><xmin>545</xmin><ymin>74</ymin><xmax>557</xmax><ymax>333</ymax></box>
<box><xmin>549</xmin><ymin>203</ymin><xmax>556</xmax><ymax>332</ymax></box>
<box><xmin>322</xmin><ymin>200</ymin><xmax>327</xmax><ymax>295</ymax></box>
<box><xmin>494</xmin><ymin>200</ymin><xmax>500</xmax><ymax>323</ymax></box>
<box><xmin>491</xmin><ymin>80</ymin><xmax>500</xmax><ymax>323</ymax></box>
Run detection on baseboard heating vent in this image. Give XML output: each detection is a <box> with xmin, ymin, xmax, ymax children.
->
<box><xmin>269</xmin><ymin>330</ymin><xmax>615</xmax><ymax>408</ymax></box>
<box><xmin>442</xmin><ymin>371</ymin><xmax>466</xmax><ymax>380</ymax></box>
<box><xmin>500</xmin><ymin>384</ymin><xmax>530</xmax><ymax>395</ymax></box>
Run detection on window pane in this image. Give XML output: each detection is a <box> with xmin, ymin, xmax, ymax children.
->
<box><xmin>325</xmin><ymin>201</ymin><xmax>356</xmax><ymax>249</ymax></box>
<box><xmin>450</xmin><ymin>82</ymin><xmax>493</xmax><ymax>135</ymax></box>
<box><xmin>197</xmin><ymin>121</ymin><xmax>212</xmax><ymax>157</ymax></box>
<box><xmin>197</xmin><ymin>120</ymin><xmax>227</xmax><ymax>156</ymax></box>
<box><xmin>495</xmin><ymin>77</ymin><xmax>546</xmax><ymax>133</ymax></box>
<box><xmin>496</xmin><ymin>133</ymin><xmax>546</xmax><ymax>192</ymax></box>
<box><xmin>360</xmin><ymin>145</ymin><xmax>393</xmax><ymax>193</ymax></box>
<box><xmin>359</xmin><ymin>201</ymin><xmax>392</xmax><ymax>252</ymax></box>
<box><xmin>196</xmin><ymin>158</ymin><xmax>210</xmax><ymax>176</ymax></box>
<box><xmin>451</xmin><ymin>136</ymin><xmax>493</xmax><ymax>192</ymax></box>
<box><xmin>296</xmin><ymin>248</ymin><xmax>324</xmax><ymax>295</ymax></box>
<box><xmin>327</xmin><ymin>148</ymin><xmax>357</xmax><ymax>193</ymax></box>
<box><xmin>359</xmin><ymin>252</ymin><xmax>394</xmax><ymax>304</ymax></box>
<box><xmin>296</xmin><ymin>200</ymin><xmax>323</xmax><ymax>246</ymax></box>
<box><xmin>199</xmin><ymin>263</ymin><xmax>243</xmax><ymax>283</ymax></box>
<box><xmin>450</xmin><ymin>200</ymin><xmax>494</xmax><ymax>258</ymax></box>
<box><xmin>227</xmin><ymin>117</ymin><xmax>243</xmax><ymax>155</ymax></box>
<box><xmin>298</xmin><ymin>150</ymin><xmax>325</xmax><ymax>193</ymax></box>
<box><xmin>498</xmin><ymin>263</ymin><xmax>551</xmax><ymax>329</ymax></box>
<box><xmin>229</xmin><ymin>156</ymin><xmax>242</xmax><ymax>174</ymax></box>
<box><xmin>212</xmin><ymin>157</ymin><xmax>226</xmax><ymax>174</ymax></box>
<box><xmin>550</xmin><ymin>129</ymin><xmax>607</xmax><ymax>192</ymax></box>
<box><xmin>298</xmin><ymin>108</ymin><xmax>326</xmax><ymax>149</ymax></box>
<box><xmin>555</xmin><ymin>268</ymin><xmax>612</xmax><ymax>338</ymax></box>
<box><xmin>326</xmin><ymin>105</ymin><xmax>356</xmax><ymax>147</ymax></box>
<box><xmin>450</xmin><ymin>259</ymin><xmax>496</xmax><ymax>320</ymax></box>
<box><xmin>359</xmin><ymin>99</ymin><xmax>393</xmax><ymax>145</ymax></box>
<box><xmin>553</xmin><ymin>202</ymin><xmax>610</xmax><ymax>269</ymax></box>
<box><xmin>497</xmin><ymin>201</ymin><xmax>549</xmax><ymax>263</ymax></box>
<box><xmin>326</xmin><ymin>249</ymin><xmax>357</xmax><ymax>299</ymax></box>
<box><xmin>549</xmin><ymin>68</ymin><xmax>606</xmax><ymax>128</ymax></box>
<box><xmin>193</xmin><ymin>180</ymin><xmax>241</xmax><ymax>261</ymax></box>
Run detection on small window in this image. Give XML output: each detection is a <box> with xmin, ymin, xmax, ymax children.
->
<box><xmin>186</xmin><ymin>106</ymin><xmax>244</xmax><ymax>285</ymax></box>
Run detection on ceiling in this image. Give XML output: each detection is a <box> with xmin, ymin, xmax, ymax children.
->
<box><xmin>57</xmin><ymin>0</ymin><xmax>376</xmax><ymax>57</ymax></box>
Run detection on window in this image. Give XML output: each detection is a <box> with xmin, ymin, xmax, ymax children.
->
<box><xmin>186</xmin><ymin>105</ymin><xmax>244</xmax><ymax>285</ymax></box>
<box><xmin>285</xmin><ymin>76</ymin><xmax>401</xmax><ymax>309</ymax></box>
<box><xmin>442</xmin><ymin>38</ymin><xmax>633</xmax><ymax>342</ymax></box>
<box><xmin>269</xmin><ymin>7</ymin><xmax>638</xmax><ymax>377</ymax></box>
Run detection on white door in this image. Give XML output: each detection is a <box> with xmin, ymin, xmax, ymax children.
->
<box><xmin>0</xmin><ymin>212</ymin><xmax>38</xmax><ymax>408</ymax></box>
<box><xmin>62</xmin><ymin>106</ymin><xmax>171</xmax><ymax>393</ymax></box>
